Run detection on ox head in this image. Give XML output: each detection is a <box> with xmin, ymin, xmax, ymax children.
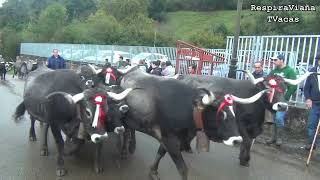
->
<box><xmin>74</xmin><ymin>86</ymin><xmax>132</xmax><ymax>143</ymax></box>
<box><xmin>195</xmin><ymin>88</ymin><xmax>267</xmax><ymax>146</ymax></box>
<box><xmin>47</xmin><ymin>86</ymin><xmax>132</xmax><ymax>144</ymax></box>
<box><xmin>243</xmin><ymin>70</ymin><xmax>313</xmax><ymax>112</ymax></box>
<box><xmin>76</xmin><ymin>64</ymin><xmax>98</xmax><ymax>89</ymax></box>
<box><xmin>88</xmin><ymin>64</ymin><xmax>123</xmax><ymax>86</ymax></box>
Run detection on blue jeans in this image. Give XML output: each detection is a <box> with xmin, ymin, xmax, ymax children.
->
<box><xmin>307</xmin><ymin>103</ymin><xmax>320</xmax><ymax>144</ymax></box>
<box><xmin>274</xmin><ymin>111</ymin><xmax>286</xmax><ymax>128</ymax></box>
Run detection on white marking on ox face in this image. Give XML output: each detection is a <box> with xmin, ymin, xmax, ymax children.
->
<box><xmin>105</xmin><ymin>73</ymin><xmax>111</xmax><ymax>84</ymax></box>
<box><xmin>223</xmin><ymin>136</ymin><xmax>243</xmax><ymax>146</ymax></box>
<box><xmin>119</xmin><ymin>104</ymin><xmax>129</xmax><ymax>113</ymax></box>
<box><xmin>85</xmin><ymin>80</ymin><xmax>94</xmax><ymax>87</ymax></box>
<box><xmin>272</xmin><ymin>102</ymin><xmax>288</xmax><ymax>111</ymax></box>
<box><xmin>228</xmin><ymin>106</ymin><xmax>235</xmax><ymax>118</ymax></box>
<box><xmin>91</xmin><ymin>132</ymin><xmax>108</xmax><ymax>143</ymax></box>
<box><xmin>114</xmin><ymin>126</ymin><xmax>125</xmax><ymax>134</ymax></box>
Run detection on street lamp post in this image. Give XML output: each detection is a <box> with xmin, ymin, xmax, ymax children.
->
<box><xmin>228</xmin><ymin>0</ymin><xmax>243</xmax><ymax>79</ymax></box>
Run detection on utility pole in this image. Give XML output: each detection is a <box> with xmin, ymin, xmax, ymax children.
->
<box><xmin>228</xmin><ymin>0</ymin><xmax>243</xmax><ymax>79</ymax></box>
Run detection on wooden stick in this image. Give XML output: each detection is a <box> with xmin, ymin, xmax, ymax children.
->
<box><xmin>306</xmin><ymin>119</ymin><xmax>320</xmax><ymax>166</ymax></box>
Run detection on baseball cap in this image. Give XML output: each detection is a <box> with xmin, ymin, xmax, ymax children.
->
<box><xmin>270</xmin><ymin>53</ymin><xmax>285</xmax><ymax>61</ymax></box>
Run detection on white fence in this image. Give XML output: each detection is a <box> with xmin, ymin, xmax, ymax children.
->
<box><xmin>226</xmin><ymin>35</ymin><xmax>320</xmax><ymax>106</ymax></box>
<box><xmin>21</xmin><ymin>36</ymin><xmax>320</xmax><ymax>106</ymax></box>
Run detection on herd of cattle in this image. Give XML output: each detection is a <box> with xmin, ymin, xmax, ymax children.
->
<box><xmin>12</xmin><ymin>61</ymin><xmax>311</xmax><ymax>180</ymax></box>
<box><xmin>0</xmin><ymin>58</ymin><xmax>38</xmax><ymax>80</ymax></box>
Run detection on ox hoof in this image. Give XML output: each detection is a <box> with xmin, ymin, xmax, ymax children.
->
<box><xmin>56</xmin><ymin>168</ymin><xmax>67</xmax><ymax>177</ymax></box>
<box><xmin>94</xmin><ymin>166</ymin><xmax>103</xmax><ymax>173</ymax></box>
<box><xmin>149</xmin><ymin>170</ymin><xmax>160</xmax><ymax>180</ymax></box>
<box><xmin>40</xmin><ymin>148</ymin><xmax>49</xmax><ymax>156</ymax></box>
<box><xmin>240</xmin><ymin>161</ymin><xmax>250</xmax><ymax>167</ymax></box>
<box><xmin>29</xmin><ymin>136</ymin><xmax>37</xmax><ymax>142</ymax></box>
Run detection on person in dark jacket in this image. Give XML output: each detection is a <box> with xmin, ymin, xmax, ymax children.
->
<box><xmin>303</xmin><ymin>54</ymin><xmax>320</xmax><ymax>150</ymax></box>
<box><xmin>150</xmin><ymin>60</ymin><xmax>162</xmax><ymax>76</ymax></box>
<box><xmin>47</xmin><ymin>49</ymin><xmax>66</xmax><ymax>70</ymax></box>
<box><xmin>252</xmin><ymin>61</ymin><xmax>267</xmax><ymax>78</ymax></box>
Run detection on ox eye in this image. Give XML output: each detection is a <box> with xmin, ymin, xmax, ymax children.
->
<box><xmin>85</xmin><ymin>108</ymin><xmax>92</xmax><ymax>118</ymax></box>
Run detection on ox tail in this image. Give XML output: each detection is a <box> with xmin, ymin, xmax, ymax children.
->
<box><xmin>14</xmin><ymin>101</ymin><xmax>26</xmax><ymax>122</ymax></box>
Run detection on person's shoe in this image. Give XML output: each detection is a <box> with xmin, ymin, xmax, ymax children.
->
<box><xmin>275</xmin><ymin>127</ymin><xmax>284</xmax><ymax>146</ymax></box>
<box><xmin>266</xmin><ymin>125</ymin><xmax>277</xmax><ymax>145</ymax></box>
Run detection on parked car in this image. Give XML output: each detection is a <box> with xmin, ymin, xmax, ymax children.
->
<box><xmin>131</xmin><ymin>53</ymin><xmax>168</xmax><ymax>66</ymax></box>
<box><xmin>81</xmin><ymin>50</ymin><xmax>133</xmax><ymax>65</ymax></box>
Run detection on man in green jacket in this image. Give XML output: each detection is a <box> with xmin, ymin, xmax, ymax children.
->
<box><xmin>266</xmin><ymin>53</ymin><xmax>297</xmax><ymax>146</ymax></box>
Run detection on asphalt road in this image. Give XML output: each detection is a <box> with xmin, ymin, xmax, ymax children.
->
<box><xmin>0</xmin><ymin>77</ymin><xmax>319</xmax><ymax>180</ymax></box>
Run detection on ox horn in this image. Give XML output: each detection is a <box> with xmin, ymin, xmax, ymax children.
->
<box><xmin>72</xmin><ymin>93</ymin><xmax>85</xmax><ymax>103</ymax></box>
<box><xmin>117</xmin><ymin>65</ymin><xmax>138</xmax><ymax>74</ymax></box>
<box><xmin>46</xmin><ymin>92</ymin><xmax>83</xmax><ymax>104</ymax></box>
<box><xmin>107</xmin><ymin>88</ymin><xmax>133</xmax><ymax>101</ymax></box>
<box><xmin>283</xmin><ymin>72</ymin><xmax>314</xmax><ymax>85</ymax></box>
<box><xmin>88</xmin><ymin>64</ymin><xmax>102</xmax><ymax>74</ymax></box>
<box><xmin>231</xmin><ymin>89</ymin><xmax>269</xmax><ymax>104</ymax></box>
<box><xmin>198</xmin><ymin>88</ymin><xmax>215</xmax><ymax>105</ymax></box>
<box><xmin>239</xmin><ymin>70</ymin><xmax>264</xmax><ymax>85</ymax></box>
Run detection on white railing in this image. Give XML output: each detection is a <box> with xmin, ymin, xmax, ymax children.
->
<box><xmin>226</xmin><ymin>35</ymin><xmax>320</xmax><ymax>106</ymax></box>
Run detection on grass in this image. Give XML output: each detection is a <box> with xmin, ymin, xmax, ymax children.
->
<box><xmin>159</xmin><ymin>9</ymin><xmax>318</xmax><ymax>42</ymax></box>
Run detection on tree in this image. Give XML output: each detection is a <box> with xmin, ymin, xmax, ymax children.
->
<box><xmin>0</xmin><ymin>27</ymin><xmax>21</xmax><ymax>58</ymax></box>
<box><xmin>98</xmin><ymin>0</ymin><xmax>149</xmax><ymax>21</ymax></box>
<box><xmin>119</xmin><ymin>13</ymin><xmax>155</xmax><ymax>45</ymax></box>
<box><xmin>189</xmin><ymin>30</ymin><xmax>225</xmax><ymax>48</ymax></box>
<box><xmin>64</xmin><ymin>0</ymin><xmax>97</xmax><ymax>21</ymax></box>
<box><xmin>85</xmin><ymin>10</ymin><xmax>123</xmax><ymax>44</ymax></box>
<box><xmin>22</xmin><ymin>3</ymin><xmax>67</xmax><ymax>42</ymax></box>
<box><xmin>148</xmin><ymin>0</ymin><xmax>167</xmax><ymax>21</ymax></box>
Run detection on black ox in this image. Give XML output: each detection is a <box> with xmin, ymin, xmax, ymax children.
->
<box><xmin>176</xmin><ymin>70</ymin><xmax>312</xmax><ymax>167</ymax></box>
<box><xmin>14</xmin><ymin>68</ymin><xmax>133</xmax><ymax>176</ymax></box>
<box><xmin>89</xmin><ymin>65</ymin><xmax>268</xmax><ymax>180</ymax></box>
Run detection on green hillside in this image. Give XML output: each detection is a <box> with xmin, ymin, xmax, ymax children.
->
<box><xmin>160</xmin><ymin>10</ymin><xmax>318</xmax><ymax>43</ymax></box>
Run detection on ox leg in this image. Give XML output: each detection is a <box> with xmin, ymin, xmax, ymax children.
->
<box><xmin>180</xmin><ymin>129</ymin><xmax>194</xmax><ymax>153</ymax></box>
<box><xmin>40</xmin><ymin>123</ymin><xmax>50</xmax><ymax>156</ymax></box>
<box><xmin>149</xmin><ymin>145</ymin><xmax>167</xmax><ymax>180</ymax></box>
<box><xmin>50</xmin><ymin>123</ymin><xmax>67</xmax><ymax>177</ymax></box>
<box><xmin>239</xmin><ymin>126</ymin><xmax>253</xmax><ymax>167</ymax></box>
<box><xmin>29</xmin><ymin>117</ymin><xmax>37</xmax><ymax>141</ymax></box>
<box><xmin>94</xmin><ymin>142</ymin><xmax>103</xmax><ymax>173</ymax></box>
<box><xmin>120</xmin><ymin>129</ymin><xmax>130</xmax><ymax>159</ymax></box>
<box><xmin>129</xmin><ymin>129</ymin><xmax>136</xmax><ymax>154</ymax></box>
<box><xmin>164</xmin><ymin>136</ymin><xmax>188</xmax><ymax>180</ymax></box>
